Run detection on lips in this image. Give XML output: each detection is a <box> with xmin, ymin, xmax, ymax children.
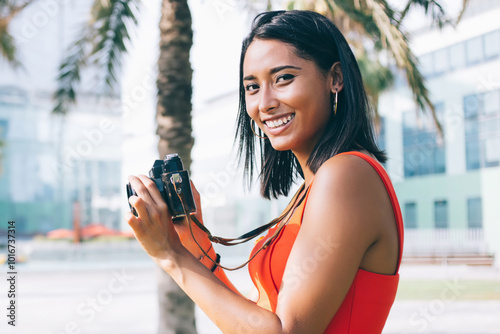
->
<box><xmin>264</xmin><ymin>114</ymin><xmax>295</xmax><ymax>129</ymax></box>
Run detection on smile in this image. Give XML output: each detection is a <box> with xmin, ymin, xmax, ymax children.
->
<box><xmin>264</xmin><ymin>114</ymin><xmax>295</xmax><ymax>129</ymax></box>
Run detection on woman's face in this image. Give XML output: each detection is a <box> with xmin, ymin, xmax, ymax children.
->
<box><xmin>243</xmin><ymin>38</ymin><xmax>337</xmax><ymax>156</ymax></box>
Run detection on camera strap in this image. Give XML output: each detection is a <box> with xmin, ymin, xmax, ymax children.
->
<box><xmin>173</xmin><ymin>181</ymin><xmax>308</xmax><ymax>271</ymax></box>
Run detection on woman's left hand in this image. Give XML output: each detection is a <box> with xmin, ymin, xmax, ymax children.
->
<box><xmin>125</xmin><ymin>175</ymin><xmax>183</xmax><ymax>262</ymax></box>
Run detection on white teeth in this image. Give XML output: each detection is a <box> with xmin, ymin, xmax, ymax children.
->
<box><xmin>266</xmin><ymin>114</ymin><xmax>294</xmax><ymax>129</ymax></box>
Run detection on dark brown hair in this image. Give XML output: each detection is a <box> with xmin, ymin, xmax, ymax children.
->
<box><xmin>235</xmin><ymin>10</ymin><xmax>386</xmax><ymax>199</ymax></box>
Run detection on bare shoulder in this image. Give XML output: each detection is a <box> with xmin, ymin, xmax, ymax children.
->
<box><xmin>303</xmin><ymin>152</ymin><xmax>389</xmax><ymax>245</ymax></box>
<box><xmin>312</xmin><ymin>151</ymin><xmax>382</xmax><ymax>195</ymax></box>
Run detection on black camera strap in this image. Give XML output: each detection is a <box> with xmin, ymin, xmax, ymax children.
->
<box><xmin>173</xmin><ymin>181</ymin><xmax>308</xmax><ymax>271</ymax></box>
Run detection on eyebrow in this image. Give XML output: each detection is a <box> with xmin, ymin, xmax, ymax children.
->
<box><xmin>243</xmin><ymin>65</ymin><xmax>302</xmax><ymax>81</ymax></box>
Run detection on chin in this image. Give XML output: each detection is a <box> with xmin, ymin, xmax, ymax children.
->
<box><xmin>268</xmin><ymin>137</ymin><xmax>296</xmax><ymax>152</ymax></box>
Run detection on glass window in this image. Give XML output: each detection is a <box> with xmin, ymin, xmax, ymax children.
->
<box><xmin>484</xmin><ymin>30</ymin><xmax>500</xmax><ymax>59</ymax></box>
<box><xmin>464</xmin><ymin>90</ymin><xmax>500</xmax><ymax>170</ymax></box>
<box><xmin>403</xmin><ymin>104</ymin><xmax>446</xmax><ymax>178</ymax></box>
<box><xmin>434</xmin><ymin>146</ymin><xmax>446</xmax><ymax>173</ymax></box>
<box><xmin>434</xmin><ymin>200</ymin><xmax>448</xmax><ymax>229</ymax></box>
<box><xmin>483</xmin><ymin>90</ymin><xmax>499</xmax><ymax>115</ymax></box>
<box><xmin>449</xmin><ymin>43</ymin><xmax>466</xmax><ymax>70</ymax></box>
<box><xmin>467</xmin><ymin>198</ymin><xmax>483</xmax><ymax>228</ymax></box>
<box><xmin>466</xmin><ymin>36</ymin><xmax>484</xmax><ymax>65</ymax></box>
<box><xmin>464</xmin><ymin>95</ymin><xmax>480</xmax><ymax>118</ymax></box>
<box><xmin>375</xmin><ymin>117</ymin><xmax>387</xmax><ymax>168</ymax></box>
<box><xmin>484</xmin><ymin>137</ymin><xmax>500</xmax><ymax>166</ymax></box>
<box><xmin>434</xmin><ymin>48</ymin><xmax>449</xmax><ymax>74</ymax></box>
<box><xmin>466</xmin><ymin>139</ymin><xmax>481</xmax><ymax>170</ymax></box>
<box><xmin>0</xmin><ymin>119</ymin><xmax>8</xmax><ymax>140</ymax></box>
<box><xmin>419</xmin><ymin>54</ymin><xmax>434</xmax><ymax>77</ymax></box>
<box><xmin>404</xmin><ymin>202</ymin><xmax>417</xmax><ymax>229</ymax></box>
<box><xmin>376</xmin><ymin>116</ymin><xmax>386</xmax><ymax>150</ymax></box>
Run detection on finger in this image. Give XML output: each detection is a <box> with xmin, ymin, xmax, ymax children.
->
<box><xmin>128</xmin><ymin>195</ymin><xmax>150</xmax><ymax>223</ymax></box>
<box><xmin>137</xmin><ymin>175</ymin><xmax>167</xmax><ymax>207</ymax></box>
<box><xmin>125</xmin><ymin>211</ymin><xmax>141</xmax><ymax>232</ymax></box>
<box><xmin>128</xmin><ymin>175</ymin><xmax>155</xmax><ymax>205</ymax></box>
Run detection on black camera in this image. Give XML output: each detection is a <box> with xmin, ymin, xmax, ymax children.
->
<box><xmin>126</xmin><ymin>153</ymin><xmax>196</xmax><ymax>221</ymax></box>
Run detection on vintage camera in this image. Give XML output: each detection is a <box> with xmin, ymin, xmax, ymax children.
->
<box><xmin>126</xmin><ymin>153</ymin><xmax>196</xmax><ymax>221</ymax></box>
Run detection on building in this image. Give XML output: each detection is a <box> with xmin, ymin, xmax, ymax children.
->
<box><xmin>0</xmin><ymin>1</ymin><xmax>123</xmax><ymax>235</ymax></box>
<box><xmin>379</xmin><ymin>1</ymin><xmax>500</xmax><ymax>261</ymax></box>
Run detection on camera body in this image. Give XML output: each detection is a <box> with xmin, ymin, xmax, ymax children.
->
<box><xmin>126</xmin><ymin>154</ymin><xmax>196</xmax><ymax>221</ymax></box>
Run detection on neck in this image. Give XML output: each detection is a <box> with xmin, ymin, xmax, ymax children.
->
<box><xmin>293</xmin><ymin>149</ymin><xmax>315</xmax><ymax>188</ymax></box>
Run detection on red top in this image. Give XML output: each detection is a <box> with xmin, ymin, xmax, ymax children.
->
<box><xmin>248</xmin><ymin>151</ymin><xmax>404</xmax><ymax>333</ymax></box>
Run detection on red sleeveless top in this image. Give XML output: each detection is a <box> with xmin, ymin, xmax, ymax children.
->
<box><xmin>248</xmin><ymin>151</ymin><xmax>404</xmax><ymax>333</ymax></box>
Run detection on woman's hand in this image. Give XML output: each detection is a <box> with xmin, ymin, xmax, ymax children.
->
<box><xmin>126</xmin><ymin>175</ymin><xmax>183</xmax><ymax>261</ymax></box>
<box><xmin>126</xmin><ymin>175</ymin><xmax>213</xmax><ymax>265</ymax></box>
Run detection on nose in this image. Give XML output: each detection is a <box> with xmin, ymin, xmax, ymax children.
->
<box><xmin>258</xmin><ymin>84</ymin><xmax>279</xmax><ymax>114</ymax></box>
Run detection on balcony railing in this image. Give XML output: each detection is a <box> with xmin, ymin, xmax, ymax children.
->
<box><xmin>404</xmin><ymin>228</ymin><xmax>488</xmax><ymax>255</ymax></box>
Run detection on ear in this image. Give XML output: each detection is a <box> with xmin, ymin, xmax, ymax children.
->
<box><xmin>328</xmin><ymin>61</ymin><xmax>344</xmax><ymax>94</ymax></box>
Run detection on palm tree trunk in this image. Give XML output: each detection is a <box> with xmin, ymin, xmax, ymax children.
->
<box><xmin>156</xmin><ymin>0</ymin><xmax>196</xmax><ymax>333</ymax></box>
<box><xmin>157</xmin><ymin>0</ymin><xmax>194</xmax><ymax>168</ymax></box>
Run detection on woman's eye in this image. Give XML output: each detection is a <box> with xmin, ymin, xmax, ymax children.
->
<box><xmin>276</xmin><ymin>74</ymin><xmax>295</xmax><ymax>83</ymax></box>
<box><xmin>245</xmin><ymin>84</ymin><xmax>259</xmax><ymax>92</ymax></box>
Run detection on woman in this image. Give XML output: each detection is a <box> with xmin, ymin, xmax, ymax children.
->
<box><xmin>127</xmin><ymin>10</ymin><xmax>403</xmax><ymax>333</ymax></box>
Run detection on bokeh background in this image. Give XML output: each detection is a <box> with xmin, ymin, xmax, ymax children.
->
<box><xmin>0</xmin><ymin>0</ymin><xmax>499</xmax><ymax>333</ymax></box>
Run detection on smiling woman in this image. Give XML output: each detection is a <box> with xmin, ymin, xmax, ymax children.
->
<box><xmin>126</xmin><ymin>10</ymin><xmax>404</xmax><ymax>334</ymax></box>
<box><xmin>243</xmin><ymin>40</ymin><xmax>334</xmax><ymax>157</ymax></box>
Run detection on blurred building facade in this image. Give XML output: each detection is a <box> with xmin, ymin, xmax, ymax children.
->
<box><xmin>379</xmin><ymin>1</ymin><xmax>500</xmax><ymax>260</ymax></box>
<box><xmin>0</xmin><ymin>1</ymin><xmax>123</xmax><ymax>235</ymax></box>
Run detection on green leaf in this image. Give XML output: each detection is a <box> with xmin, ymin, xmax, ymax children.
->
<box><xmin>52</xmin><ymin>0</ymin><xmax>140</xmax><ymax>114</ymax></box>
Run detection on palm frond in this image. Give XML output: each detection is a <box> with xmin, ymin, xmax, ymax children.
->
<box><xmin>0</xmin><ymin>25</ymin><xmax>18</xmax><ymax>65</ymax></box>
<box><xmin>357</xmin><ymin>55</ymin><xmax>394</xmax><ymax>131</ymax></box>
<box><xmin>325</xmin><ymin>0</ymin><xmax>442</xmax><ymax>135</ymax></box>
<box><xmin>89</xmin><ymin>0</ymin><xmax>139</xmax><ymax>88</ymax></box>
<box><xmin>456</xmin><ymin>0</ymin><xmax>471</xmax><ymax>24</ymax></box>
<box><xmin>52</xmin><ymin>0</ymin><xmax>140</xmax><ymax>115</ymax></box>
<box><xmin>0</xmin><ymin>0</ymin><xmax>36</xmax><ymax>19</ymax></box>
<box><xmin>357</xmin><ymin>55</ymin><xmax>394</xmax><ymax>97</ymax></box>
<box><xmin>398</xmin><ymin>0</ymin><xmax>452</xmax><ymax>28</ymax></box>
<box><xmin>0</xmin><ymin>0</ymin><xmax>38</xmax><ymax>67</ymax></box>
<box><xmin>52</xmin><ymin>33</ymin><xmax>92</xmax><ymax>114</ymax></box>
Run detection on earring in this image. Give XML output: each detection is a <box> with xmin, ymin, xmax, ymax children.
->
<box><xmin>333</xmin><ymin>90</ymin><xmax>338</xmax><ymax>116</ymax></box>
<box><xmin>250</xmin><ymin>119</ymin><xmax>267</xmax><ymax>139</ymax></box>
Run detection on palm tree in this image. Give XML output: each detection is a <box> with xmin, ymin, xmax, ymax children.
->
<box><xmin>154</xmin><ymin>3</ymin><xmax>196</xmax><ymax>332</ymax></box>
<box><xmin>286</xmin><ymin>0</ymin><xmax>470</xmax><ymax>134</ymax></box>
<box><xmin>49</xmin><ymin>0</ymin><xmax>196</xmax><ymax>332</ymax></box>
